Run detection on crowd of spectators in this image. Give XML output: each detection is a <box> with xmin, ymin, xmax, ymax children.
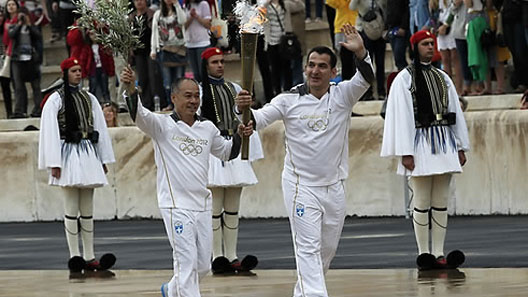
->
<box><xmin>0</xmin><ymin>0</ymin><xmax>527</xmax><ymax>119</ymax></box>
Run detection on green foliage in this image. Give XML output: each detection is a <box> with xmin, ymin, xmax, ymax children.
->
<box><xmin>72</xmin><ymin>0</ymin><xmax>144</xmax><ymax>61</ymax></box>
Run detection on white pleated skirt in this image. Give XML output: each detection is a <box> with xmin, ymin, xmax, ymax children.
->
<box><xmin>48</xmin><ymin>139</ymin><xmax>108</xmax><ymax>188</ymax></box>
<box><xmin>207</xmin><ymin>131</ymin><xmax>264</xmax><ymax>187</ymax></box>
<box><xmin>397</xmin><ymin>126</ymin><xmax>463</xmax><ymax>177</ymax></box>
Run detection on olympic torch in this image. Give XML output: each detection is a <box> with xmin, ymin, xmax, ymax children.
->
<box><xmin>240</xmin><ymin>32</ymin><xmax>258</xmax><ymax>160</ymax></box>
<box><xmin>235</xmin><ymin>1</ymin><xmax>267</xmax><ymax>160</ymax></box>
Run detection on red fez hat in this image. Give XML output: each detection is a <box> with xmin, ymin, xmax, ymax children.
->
<box><xmin>201</xmin><ymin>47</ymin><xmax>223</xmax><ymax>60</ymax></box>
<box><xmin>60</xmin><ymin>57</ymin><xmax>80</xmax><ymax>71</ymax></box>
<box><xmin>409</xmin><ymin>30</ymin><xmax>436</xmax><ymax>49</ymax></box>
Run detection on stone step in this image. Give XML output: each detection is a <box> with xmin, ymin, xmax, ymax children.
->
<box><xmin>42</xmin><ymin>40</ymin><xmax>68</xmax><ymax>67</ymax></box>
<box><xmin>0</xmin><ymin>110</ymin><xmax>134</xmax><ymax>132</ymax></box>
<box><xmin>0</xmin><ymin>94</ymin><xmax>523</xmax><ymax>132</ymax></box>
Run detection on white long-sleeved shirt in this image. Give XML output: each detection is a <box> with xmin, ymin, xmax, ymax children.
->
<box><xmin>134</xmin><ymin>99</ymin><xmax>239</xmax><ymax>210</ymax></box>
<box><xmin>245</xmin><ymin>55</ymin><xmax>372</xmax><ymax>186</ymax></box>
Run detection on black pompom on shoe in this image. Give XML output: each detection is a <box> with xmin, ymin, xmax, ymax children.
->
<box><xmin>99</xmin><ymin>253</ymin><xmax>117</xmax><ymax>270</ymax></box>
<box><xmin>240</xmin><ymin>255</ymin><xmax>258</xmax><ymax>271</ymax></box>
<box><xmin>447</xmin><ymin>250</ymin><xmax>465</xmax><ymax>269</ymax></box>
<box><xmin>212</xmin><ymin>256</ymin><xmax>233</xmax><ymax>275</ymax></box>
<box><xmin>68</xmin><ymin>256</ymin><xmax>86</xmax><ymax>273</ymax></box>
<box><xmin>416</xmin><ymin>253</ymin><xmax>436</xmax><ymax>270</ymax></box>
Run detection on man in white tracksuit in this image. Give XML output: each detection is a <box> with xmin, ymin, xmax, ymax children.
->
<box><xmin>121</xmin><ymin>68</ymin><xmax>253</xmax><ymax>297</ymax></box>
<box><xmin>236</xmin><ymin>24</ymin><xmax>374</xmax><ymax>297</ymax></box>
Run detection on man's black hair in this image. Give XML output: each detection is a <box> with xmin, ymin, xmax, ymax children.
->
<box><xmin>171</xmin><ymin>77</ymin><xmax>199</xmax><ymax>94</ymax></box>
<box><xmin>306</xmin><ymin>46</ymin><xmax>337</xmax><ymax>69</ymax></box>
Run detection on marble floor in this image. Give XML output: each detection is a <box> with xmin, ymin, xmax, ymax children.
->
<box><xmin>1</xmin><ymin>269</ymin><xmax>528</xmax><ymax>297</ymax></box>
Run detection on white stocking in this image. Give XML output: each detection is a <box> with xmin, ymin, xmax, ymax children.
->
<box><xmin>63</xmin><ymin>187</ymin><xmax>80</xmax><ymax>258</ymax></box>
<box><xmin>431</xmin><ymin>174</ymin><xmax>451</xmax><ymax>258</ymax></box>
<box><xmin>211</xmin><ymin>187</ymin><xmax>225</xmax><ymax>259</ymax></box>
<box><xmin>79</xmin><ymin>188</ymin><xmax>95</xmax><ymax>261</ymax></box>
<box><xmin>411</xmin><ymin>176</ymin><xmax>433</xmax><ymax>255</ymax></box>
<box><xmin>223</xmin><ymin>187</ymin><xmax>241</xmax><ymax>262</ymax></box>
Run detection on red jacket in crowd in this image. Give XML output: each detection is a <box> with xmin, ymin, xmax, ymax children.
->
<box><xmin>66</xmin><ymin>25</ymin><xmax>115</xmax><ymax>78</ymax></box>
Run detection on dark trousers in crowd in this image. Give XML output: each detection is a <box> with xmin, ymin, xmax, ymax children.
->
<box><xmin>1</xmin><ymin>77</ymin><xmax>12</xmax><ymax>118</ymax></box>
<box><xmin>11</xmin><ymin>61</ymin><xmax>42</xmax><ymax>117</ymax></box>
<box><xmin>134</xmin><ymin>54</ymin><xmax>167</xmax><ymax>110</ymax></box>
<box><xmin>362</xmin><ymin>32</ymin><xmax>386</xmax><ymax>99</ymax></box>
<box><xmin>326</xmin><ymin>5</ymin><xmax>336</xmax><ymax>50</ymax></box>
<box><xmin>388</xmin><ymin>32</ymin><xmax>409</xmax><ymax>71</ymax></box>
<box><xmin>306</xmin><ymin>0</ymin><xmax>323</xmax><ymax>19</ymax></box>
<box><xmin>59</xmin><ymin>7</ymin><xmax>76</xmax><ymax>54</ymax></box>
<box><xmin>340</xmin><ymin>47</ymin><xmax>356</xmax><ymax>81</ymax></box>
<box><xmin>89</xmin><ymin>68</ymin><xmax>111</xmax><ymax>103</ymax></box>
<box><xmin>291</xmin><ymin>56</ymin><xmax>304</xmax><ymax>86</ymax></box>
<box><xmin>45</xmin><ymin>1</ymin><xmax>61</xmax><ymax>37</ymax></box>
<box><xmin>455</xmin><ymin>39</ymin><xmax>473</xmax><ymax>85</ymax></box>
<box><xmin>256</xmin><ymin>35</ymin><xmax>274</xmax><ymax>103</ymax></box>
<box><xmin>267</xmin><ymin>44</ymin><xmax>292</xmax><ymax>96</ymax></box>
<box><xmin>503</xmin><ymin>22</ymin><xmax>528</xmax><ymax>88</ymax></box>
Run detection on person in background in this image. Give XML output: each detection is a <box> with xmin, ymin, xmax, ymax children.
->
<box><xmin>289</xmin><ymin>0</ymin><xmax>306</xmax><ymax>86</ymax></box>
<box><xmin>381</xmin><ymin>30</ymin><xmax>470</xmax><ymax>270</ymax></box>
<box><xmin>0</xmin><ymin>5</ymin><xmax>13</xmax><ymax>119</ymax></box>
<box><xmin>305</xmin><ymin>0</ymin><xmax>323</xmax><ymax>22</ymax></box>
<box><xmin>520</xmin><ymin>90</ymin><xmax>528</xmax><ymax>110</ymax></box>
<box><xmin>199</xmin><ymin>47</ymin><xmax>264</xmax><ymax>275</ymax></box>
<box><xmin>87</xmin><ymin>31</ymin><xmax>115</xmax><ymax>103</ymax></box>
<box><xmin>102</xmin><ymin>101</ymin><xmax>118</xmax><ymax>127</ymax></box>
<box><xmin>448</xmin><ymin>0</ymin><xmax>476</xmax><ymax>96</ymax></box>
<box><xmin>385</xmin><ymin>0</ymin><xmax>410</xmax><ymax>71</ymax></box>
<box><xmin>431</xmin><ymin>0</ymin><xmax>463</xmax><ymax>94</ymax></box>
<box><xmin>39</xmin><ymin>57</ymin><xmax>116</xmax><ymax>273</ymax></box>
<box><xmin>410</xmin><ymin>0</ymin><xmax>432</xmax><ymax>33</ymax></box>
<box><xmin>8</xmin><ymin>5</ymin><xmax>43</xmax><ymax>118</ymax></box>
<box><xmin>184</xmin><ymin>0</ymin><xmax>211</xmax><ymax>82</ymax></box>
<box><xmin>326</xmin><ymin>0</ymin><xmax>358</xmax><ymax>80</ymax></box>
<box><xmin>130</xmin><ymin>0</ymin><xmax>167</xmax><ymax>111</ymax></box>
<box><xmin>496</xmin><ymin>0</ymin><xmax>528</xmax><ymax>93</ymax></box>
<box><xmin>483</xmin><ymin>0</ymin><xmax>509</xmax><ymax>95</ymax></box>
<box><xmin>464</xmin><ymin>0</ymin><xmax>488</xmax><ymax>94</ymax></box>
<box><xmin>350</xmin><ymin>0</ymin><xmax>387</xmax><ymax>100</ymax></box>
<box><xmin>151</xmin><ymin>0</ymin><xmax>187</xmax><ymax>108</ymax></box>
<box><xmin>51</xmin><ymin>0</ymin><xmax>78</xmax><ymax>53</ymax></box>
<box><xmin>264</xmin><ymin>0</ymin><xmax>304</xmax><ymax>95</ymax></box>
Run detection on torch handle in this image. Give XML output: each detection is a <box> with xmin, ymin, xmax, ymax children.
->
<box><xmin>241</xmin><ymin>107</ymin><xmax>250</xmax><ymax>160</ymax></box>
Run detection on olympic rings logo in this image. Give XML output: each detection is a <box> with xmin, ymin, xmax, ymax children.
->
<box><xmin>307</xmin><ymin>119</ymin><xmax>328</xmax><ymax>132</ymax></box>
<box><xmin>179</xmin><ymin>143</ymin><xmax>203</xmax><ymax>156</ymax></box>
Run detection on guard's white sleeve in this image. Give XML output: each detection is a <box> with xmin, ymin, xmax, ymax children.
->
<box><xmin>38</xmin><ymin>93</ymin><xmax>62</xmax><ymax>170</ymax></box>
<box><xmin>90</xmin><ymin>94</ymin><xmax>115</xmax><ymax>164</ymax></box>
<box><xmin>445</xmin><ymin>73</ymin><xmax>470</xmax><ymax>152</ymax></box>
<box><xmin>380</xmin><ymin>71</ymin><xmax>416</xmax><ymax>157</ymax></box>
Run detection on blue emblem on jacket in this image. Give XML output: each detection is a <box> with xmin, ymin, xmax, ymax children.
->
<box><xmin>175</xmin><ymin>221</ymin><xmax>184</xmax><ymax>234</ymax></box>
<box><xmin>296</xmin><ymin>203</ymin><xmax>305</xmax><ymax>217</ymax></box>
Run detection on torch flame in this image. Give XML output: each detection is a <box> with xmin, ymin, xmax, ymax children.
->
<box><xmin>234</xmin><ymin>0</ymin><xmax>268</xmax><ymax>34</ymax></box>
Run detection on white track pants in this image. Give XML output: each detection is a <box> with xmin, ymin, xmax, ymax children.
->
<box><xmin>160</xmin><ymin>208</ymin><xmax>212</xmax><ymax>297</ymax></box>
<box><xmin>282</xmin><ymin>179</ymin><xmax>346</xmax><ymax>297</ymax></box>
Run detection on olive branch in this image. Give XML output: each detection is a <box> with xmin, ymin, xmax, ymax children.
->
<box><xmin>72</xmin><ymin>0</ymin><xmax>144</xmax><ymax>62</ymax></box>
